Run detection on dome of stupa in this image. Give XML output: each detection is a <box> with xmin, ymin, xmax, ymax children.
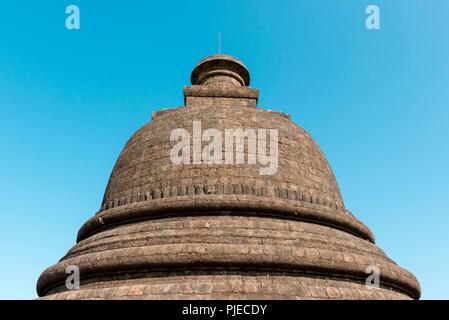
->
<box><xmin>37</xmin><ymin>54</ymin><xmax>420</xmax><ymax>300</ymax></box>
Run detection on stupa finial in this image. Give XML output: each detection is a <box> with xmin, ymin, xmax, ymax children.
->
<box><xmin>190</xmin><ymin>54</ymin><xmax>250</xmax><ymax>87</ymax></box>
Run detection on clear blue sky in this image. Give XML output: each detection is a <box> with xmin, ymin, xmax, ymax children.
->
<box><xmin>0</xmin><ymin>0</ymin><xmax>448</xmax><ymax>300</ymax></box>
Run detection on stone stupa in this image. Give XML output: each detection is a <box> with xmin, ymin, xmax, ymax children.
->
<box><xmin>37</xmin><ymin>54</ymin><xmax>420</xmax><ymax>300</ymax></box>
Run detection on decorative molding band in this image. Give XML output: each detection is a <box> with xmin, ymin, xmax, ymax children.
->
<box><xmin>37</xmin><ymin>244</ymin><xmax>420</xmax><ymax>299</ymax></box>
<box><xmin>100</xmin><ymin>184</ymin><xmax>342</xmax><ymax>213</ymax></box>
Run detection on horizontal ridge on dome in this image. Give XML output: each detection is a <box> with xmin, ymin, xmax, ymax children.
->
<box><xmin>190</xmin><ymin>54</ymin><xmax>250</xmax><ymax>86</ymax></box>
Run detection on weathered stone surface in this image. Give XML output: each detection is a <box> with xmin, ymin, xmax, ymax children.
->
<box><xmin>37</xmin><ymin>54</ymin><xmax>420</xmax><ymax>300</ymax></box>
